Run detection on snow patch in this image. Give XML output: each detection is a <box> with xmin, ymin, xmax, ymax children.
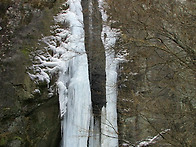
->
<box><xmin>137</xmin><ymin>129</ymin><xmax>170</xmax><ymax>147</ymax></box>
<box><xmin>33</xmin><ymin>89</ymin><xmax>40</xmax><ymax>94</ymax></box>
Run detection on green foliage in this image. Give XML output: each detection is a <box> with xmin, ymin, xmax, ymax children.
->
<box><xmin>0</xmin><ymin>136</ymin><xmax>8</xmax><ymax>146</ymax></box>
<box><xmin>21</xmin><ymin>48</ymin><xmax>30</xmax><ymax>57</ymax></box>
<box><xmin>13</xmin><ymin>136</ymin><xmax>23</xmax><ymax>142</ymax></box>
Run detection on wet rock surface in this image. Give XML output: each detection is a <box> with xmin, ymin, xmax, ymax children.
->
<box><xmin>0</xmin><ymin>0</ymin><xmax>63</xmax><ymax>146</ymax></box>
<box><xmin>82</xmin><ymin>0</ymin><xmax>106</xmax><ymax>116</ymax></box>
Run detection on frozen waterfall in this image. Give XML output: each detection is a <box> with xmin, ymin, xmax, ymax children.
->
<box><xmin>99</xmin><ymin>0</ymin><xmax>119</xmax><ymax>146</ymax></box>
<box><xmin>60</xmin><ymin>0</ymin><xmax>119</xmax><ymax>145</ymax></box>
<box><xmin>30</xmin><ymin>0</ymin><xmax>119</xmax><ymax>146</ymax></box>
<box><xmin>57</xmin><ymin>0</ymin><xmax>92</xmax><ymax>146</ymax></box>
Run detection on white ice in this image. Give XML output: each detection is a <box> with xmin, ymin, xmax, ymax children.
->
<box><xmin>31</xmin><ymin>0</ymin><xmax>92</xmax><ymax>146</ymax></box>
<box><xmin>99</xmin><ymin>0</ymin><xmax>119</xmax><ymax>146</ymax></box>
<box><xmin>56</xmin><ymin>0</ymin><xmax>92</xmax><ymax>146</ymax></box>
<box><xmin>30</xmin><ymin>0</ymin><xmax>120</xmax><ymax>146</ymax></box>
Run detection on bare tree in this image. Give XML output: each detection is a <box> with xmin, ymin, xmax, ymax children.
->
<box><xmin>106</xmin><ymin>0</ymin><xmax>196</xmax><ymax>146</ymax></box>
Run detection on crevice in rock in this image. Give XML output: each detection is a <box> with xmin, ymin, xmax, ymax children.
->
<box><xmin>82</xmin><ymin>0</ymin><xmax>106</xmax><ymax>116</ymax></box>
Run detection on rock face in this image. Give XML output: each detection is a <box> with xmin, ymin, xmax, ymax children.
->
<box><xmin>82</xmin><ymin>0</ymin><xmax>106</xmax><ymax>116</ymax></box>
<box><xmin>0</xmin><ymin>0</ymin><xmax>63</xmax><ymax>146</ymax></box>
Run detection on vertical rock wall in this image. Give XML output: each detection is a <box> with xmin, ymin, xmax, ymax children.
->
<box><xmin>0</xmin><ymin>1</ymin><xmax>63</xmax><ymax>146</ymax></box>
<box><xmin>82</xmin><ymin>0</ymin><xmax>106</xmax><ymax>116</ymax></box>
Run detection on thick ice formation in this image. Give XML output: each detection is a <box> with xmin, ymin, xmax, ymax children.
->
<box><xmin>30</xmin><ymin>0</ymin><xmax>91</xmax><ymax>146</ymax></box>
<box><xmin>56</xmin><ymin>1</ymin><xmax>92</xmax><ymax>146</ymax></box>
<box><xmin>30</xmin><ymin>0</ymin><xmax>119</xmax><ymax>146</ymax></box>
<box><xmin>99</xmin><ymin>0</ymin><xmax>119</xmax><ymax>146</ymax></box>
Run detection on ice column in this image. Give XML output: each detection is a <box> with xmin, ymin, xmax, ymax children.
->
<box><xmin>59</xmin><ymin>0</ymin><xmax>92</xmax><ymax>147</ymax></box>
<box><xmin>99</xmin><ymin>0</ymin><xmax>119</xmax><ymax>146</ymax></box>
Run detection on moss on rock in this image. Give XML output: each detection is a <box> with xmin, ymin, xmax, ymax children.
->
<box><xmin>0</xmin><ymin>0</ymin><xmax>65</xmax><ymax>146</ymax></box>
